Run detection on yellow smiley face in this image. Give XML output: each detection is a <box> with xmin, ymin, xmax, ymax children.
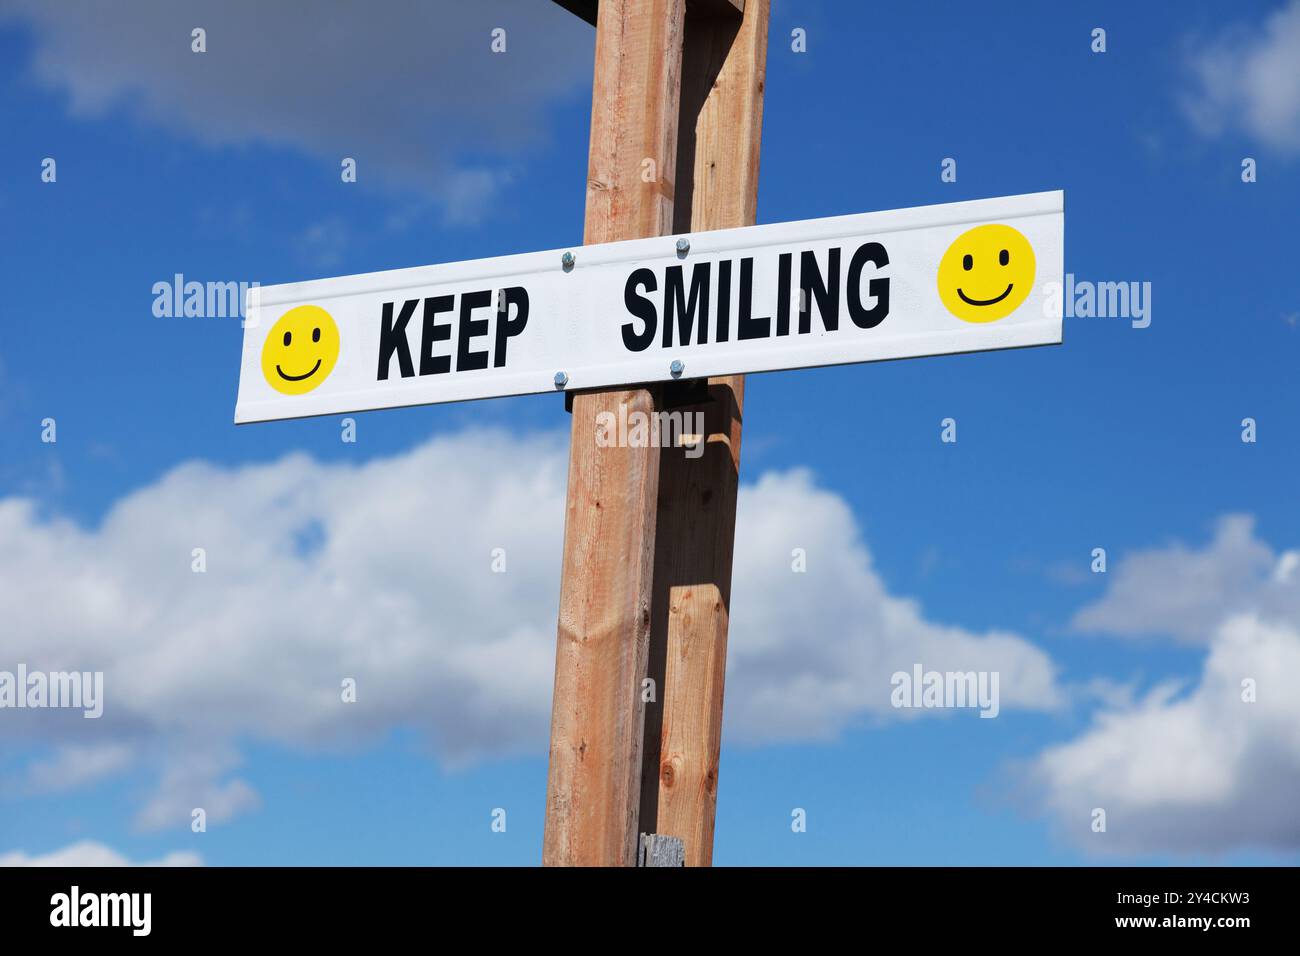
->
<box><xmin>937</xmin><ymin>224</ymin><xmax>1036</xmax><ymax>323</ymax></box>
<box><xmin>261</xmin><ymin>305</ymin><xmax>340</xmax><ymax>395</ymax></box>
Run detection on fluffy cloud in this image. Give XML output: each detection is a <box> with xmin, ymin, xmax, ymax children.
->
<box><xmin>0</xmin><ymin>841</ymin><xmax>200</xmax><ymax>867</ymax></box>
<box><xmin>0</xmin><ymin>0</ymin><xmax>592</xmax><ymax>216</ymax></box>
<box><xmin>1031</xmin><ymin>519</ymin><xmax>1300</xmax><ymax>854</ymax></box>
<box><xmin>728</xmin><ymin>469</ymin><xmax>1061</xmax><ymax>741</ymax></box>
<box><xmin>0</xmin><ymin>429</ymin><xmax>1060</xmax><ymax>830</ymax></box>
<box><xmin>1182</xmin><ymin>0</ymin><xmax>1300</xmax><ymax>153</ymax></box>
<box><xmin>1071</xmin><ymin>514</ymin><xmax>1297</xmax><ymax>644</ymax></box>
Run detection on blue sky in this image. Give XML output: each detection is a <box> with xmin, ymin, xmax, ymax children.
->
<box><xmin>1</xmin><ymin>0</ymin><xmax>1299</xmax><ymax>866</ymax></box>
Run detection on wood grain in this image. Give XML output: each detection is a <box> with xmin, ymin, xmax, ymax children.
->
<box><xmin>642</xmin><ymin>0</ymin><xmax>769</xmax><ymax>868</ymax></box>
<box><xmin>542</xmin><ymin>0</ymin><xmax>689</xmax><ymax>868</ymax></box>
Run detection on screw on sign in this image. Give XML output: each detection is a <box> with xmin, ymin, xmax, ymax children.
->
<box><xmin>235</xmin><ymin>192</ymin><xmax>1060</xmax><ymax>422</ymax></box>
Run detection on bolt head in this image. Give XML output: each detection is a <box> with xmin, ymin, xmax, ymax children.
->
<box><xmin>670</xmin><ymin>359</ymin><xmax>684</xmax><ymax>378</ymax></box>
<box><xmin>675</xmin><ymin>237</ymin><xmax>690</xmax><ymax>255</ymax></box>
<box><xmin>554</xmin><ymin>371</ymin><xmax>569</xmax><ymax>387</ymax></box>
<box><xmin>561</xmin><ymin>251</ymin><xmax>575</xmax><ymax>270</ymax></box>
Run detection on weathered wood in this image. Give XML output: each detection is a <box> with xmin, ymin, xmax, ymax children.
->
<box><xmin>673</xmin><ymin>0</ymin><xmax>767</xmax><ymax>235</ymax></box>
<box><xmin>542</xmin><ymin>0</ymin><xmax>689</xmax><ymax>868</ymax></box>
<box><xmin>641</xmin><ymin>0</ymin><xmax>769</xmax><ymax>869</ymax></box>
<box><xmin>638</xmin><ymin>833</ymin><xmax>686</xmax><ymax>867</ymax></box>
<box><xmin>545</xmin><ymin>0</ymin><xmax>766</xmax><ymax>869</ymax></box>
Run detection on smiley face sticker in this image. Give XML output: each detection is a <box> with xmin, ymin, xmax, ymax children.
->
<box><xmin>261</xmin><ymin>305</ymin><xmax>340</xmax><ymax>395</ymax></box>
<box><xmin>937</xmin><ymin>224</ymin><xmax>1035</xmax><ymax>323</ymax></box>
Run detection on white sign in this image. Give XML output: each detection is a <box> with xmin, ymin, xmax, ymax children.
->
<box><xmin>235</xmin><ymin>191</ymin><xmax>1063</xmax><ymax>423</ymax></box>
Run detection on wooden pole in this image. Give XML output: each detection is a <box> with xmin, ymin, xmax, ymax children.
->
<box><xmin>543</xmin><ymin>0</ymin><xmax>689</xmax><ymax>868</ymax></box>
<box><xmin>545</xmin><ymin>0</ymin><xmax>766</xmax><ymax>868</ymax></box>
<box><xmin>641</xmin><ymin>0</ymin><xmax>768</xmax><ymax>868</ymax></box>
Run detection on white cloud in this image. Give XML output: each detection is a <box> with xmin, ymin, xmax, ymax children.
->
<box><xmin>0</xmin><ymin>429</ymin><xmax>1060</xmax><ymax>829</ymax></box>
<box><xmin>1030</xmin><ymin>614</ymin><xmax>1300</xmax><ymax>855</ymax></box>
<box><xmin>1072</xmin><ymin>514</ymin><xmax>1298</xmax><ymax>643</ymax></box>
<box><xmin>1030</xmin><ymin>519</ymin><xmax>1300</xmax><ymax>854</ymax></box>
<box><xmin>1182</xmin><ymin>0</ymin><xmax>1300</xmax><ymax>153</ymax></box>
<box><xmin>727</xmin><ymin>469</ymin><xmax>1061</xmax><ymax>741</ymax></box>
<box><xmin>133</xmin><ymin>747</ymin><xmax>260</xmax><ymax>832</ymax></box>
<box><xmin>0</xmin><ymin>0</ymin><xmax>592</xmax><ymax>215</ymax></box>
<box><xmin>0</xmin><ymin>840</ymin><xmax>201</xmax><ymax>867</ymax></box>
<box><xmin>0</xmin><ymin>429</ymin><xmax>569</xmax><ymax>831</ymax></box>
<box><xmin>20</xmin><ymin>743</ymin><xmax>135</xmax><ymax>795</ymax></box>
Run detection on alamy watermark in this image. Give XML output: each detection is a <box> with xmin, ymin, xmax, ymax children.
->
<box><xmin>890</xmin><ymin>664</ymin><xmax>999</xmax><ymax>718</ymax></box>
<box><xmin>1044</xmin><ymin>274</ymin><xmax>1152</xmax><ymax>328</ymax></box>
<box><xmin>595</xmin><ymin>403</ymin><xmax>705</xmax><ymax>459</ymax></box>
<box><xmin>152</xmin><ymin>273</ymin><xmax>259</xmax><ymax>324</ymax></box>
<box><xmin>50</xmin><ymin>886</ymin><xmax>150</xmax><ymax>936</ymax></box>
<box><xmin>0</xmin><ymin>665</ymin><xmax>103</xmax><ymax>718</ymax></box>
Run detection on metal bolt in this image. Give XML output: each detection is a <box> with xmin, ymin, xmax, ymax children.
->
<box><xmin>675</xmin><ymin>237</ymin><xmax>690</xmax><ymax>256</ymax></box>
<box><xmin>561</xmin><ymin>251</ymin><xmax>575</xmax><ymax>271</ymax></box>
<box><xmin>670</xmin><ymin>359</ymin><xmax>684</xmax><ymax>378</ymax></box>
<box><xmin>554</xmin><ymin>371</ymin><xmax>569</xmax><ymax>388</ymax></box>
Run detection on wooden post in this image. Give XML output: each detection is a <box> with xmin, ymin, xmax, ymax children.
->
<box><xmin>638</xmin><ymin>833</ymin><xmax>686</xmax><ymax>867</ymax></box>
<box><xmin>545</xmin><ymin>0</ymin><xmax>767</xmax><ymax>867</ymax></box>
<box><xmin>543</xmin><ymin>0</ymin><xmax>689</xmax><ymax>868</ymax></box>
<box><xmin>642</xmin><ymin>0</ymin><xmax>768</xmax><ymax>868</ymax></box>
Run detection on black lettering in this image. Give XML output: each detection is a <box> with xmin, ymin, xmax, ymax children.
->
<box><xmin>377</xmin><ymin>299</ymin><xmax>417</xmax><ymax>380</ymax></box>
<box><xmin>663</xmin><ymin>263</ymin><xmax>711</xmax><ymax>348</ymax></box>
<box><xmin>847</xmin><ymin>241</ymin><xmax>890</xmax><ymax>329</ymax></box>
<box><xmin>799</xmin><ymin>248</ymin><xmax>840</xmax><ymax>333</ymax></box>
<box><xmin>493</xmin><ymin>286</ymin><xmax>529</xmax><ymax>368</ymax></box>
<box><xmin>623</xmin><ymin>268</ymin><xmax>658</xmax><ymax>352</ymax></box>
<box><xmin>419</xmin><ymin>295</ymin><xmax>454</xmax><ymax>375</ymax></box>
<box><xmin>716</xmin><ymin>259</ymin><xmax>732</xmax><ymax>343</ymax></box>
<box><xmin>737</xmin><ymin>257</ymin><xmax>769</xmax><ymax>340</ymax></box>
<box><xmin>456</xmin><ymin>290</ymin><xmax>492</xmax><ymax>371</ymax></box>
<box><xmin>775</xmin><ymin>252</ymin><xmax>792</xmax><ymax>336</ymax></box>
